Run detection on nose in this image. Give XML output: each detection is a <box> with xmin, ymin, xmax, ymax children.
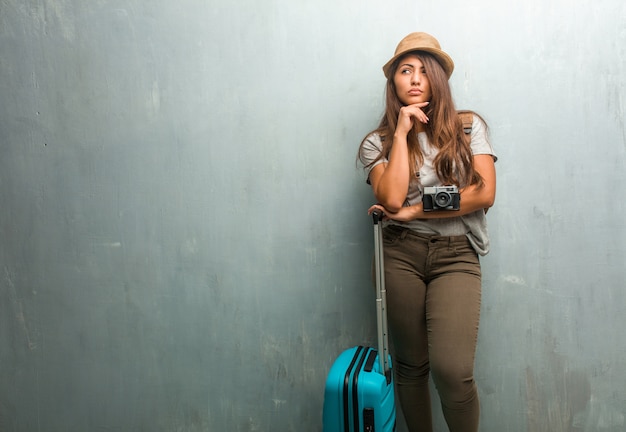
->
<box><xmin>411</xmin><ymin>71</ymin><xmax>421</xmax><ymax>85</ymax></box>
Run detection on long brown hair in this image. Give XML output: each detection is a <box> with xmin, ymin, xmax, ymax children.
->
<box><xmin>359</xmin><ymin>51</ymin><xmax>484</xmax><ymax>188</ymax></box>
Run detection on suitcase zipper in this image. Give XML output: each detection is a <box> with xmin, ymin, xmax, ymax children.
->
<box><xmin>351</xmin><ymin>347</ymin><xmax>371</xmax><ymax>431</ymax></box>
<box><xmin>343</xmin><ymin>346</ymin><xmax>364</xmax><ymax>431</ymax></box>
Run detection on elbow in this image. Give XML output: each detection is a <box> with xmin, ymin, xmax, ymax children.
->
<box><xmin>379</xmin><ymin>198</ymin><xmax>404</xmax><ymax>214</ymax></box>
<box><xmin>476</xmin><ymin>181</ymin><xmax>496</xmax><ymax>209</ymax></box>
<box><xmin>373</xmin><ymin>188</ymin><xmax>405</xmax><ymax>213</ymax></box>
<box><xmin>483</xmin><ymin>191</ymin><xmax>496</xmax><ymax>209</ymax></box>
<box><xmin>386</xmin><ymin>204</ymin><xmax>403</xmax><ymax>213</ymax></box>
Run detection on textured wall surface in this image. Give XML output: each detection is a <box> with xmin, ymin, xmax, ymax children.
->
<box><xmin>1</xmin><ymin>0</ymin><xmax>625</xmax><ymax>431</ymax></box>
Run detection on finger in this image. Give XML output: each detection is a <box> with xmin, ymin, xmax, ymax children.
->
<box><xmin>403</xmin><ymin>105</ymin><xmax>429</xmax><ymax>123</ymax></box>
<box><xmin>414</xmin><ymin>111</ymin><xmax>429</xmax><ymax>123</ymax></box>
<box><xmin>367</xmin><ymin>204</ymin><xmax>384</xmax><ymax>215</ymax></box>
<box><xmin>410</xmin><ymin>114</ymin><xmax>428</xmax><ymax>125</ymax></box>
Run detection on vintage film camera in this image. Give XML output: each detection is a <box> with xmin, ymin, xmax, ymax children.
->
<box><xmin>422</xmin><ymin>186</ymin><xmax>460</xmax><ymax>211</ymax></box>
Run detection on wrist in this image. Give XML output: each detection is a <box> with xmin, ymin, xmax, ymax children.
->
<box><xmin>413</xmin><ymin>204</ymin><xmax>425</xmax><ymax>220</ymax></box>
<box><xmin>393</xmin><ymin>134</ymin><xmax>408</xmax><ymax>143</ymax></box>
<box><xmin>393</xmin><ymin>130</ymin><xmax>410</xmax><ymax>142</ymax></box>
<box><xmin>393</xmin><ymin>204</ymin><xmax>422</xmax><ymax>222</ymax></box>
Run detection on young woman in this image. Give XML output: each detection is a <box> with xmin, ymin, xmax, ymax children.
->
<box><xmin>359</xmin><ymin>32</ymin><xmax>497</xmax><ymax>432</ymax></box>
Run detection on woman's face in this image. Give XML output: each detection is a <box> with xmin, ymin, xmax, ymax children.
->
<box><xmin>393</xmin><ymin>54</ymin><xmax>432</xmax><ymax>106</ymax></box>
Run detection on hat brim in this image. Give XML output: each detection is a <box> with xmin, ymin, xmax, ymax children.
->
<box><xmin>382</xmin><ymin>48</ymin><xmax>454</xmax><ymax>79</ymax></box>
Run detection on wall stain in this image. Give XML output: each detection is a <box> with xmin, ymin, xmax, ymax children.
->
<box><xmin>525</xmin><ymin>336</ymin><xmax>624</xmax><ymax>431</ymax></box>
<box><xmin>4</xmin><ymin>266</ymin><xmax>37</xmax><ymax>351</ymax></box>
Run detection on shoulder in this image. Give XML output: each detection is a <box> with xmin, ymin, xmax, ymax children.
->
<box><xmin>360</xmin><ymin>132</ymin><xmax>384</xmax><ymax>155</ymax></box>
<box><xmin>460</xmin><ymin>111</ymin><xmax>497</xmax><ymax>161</ymax></box>
<box><xmin>359</xmin><ymin>132</ymin><xmax>386</xmax><ymax>168</ymax></box>
<box><xmin>363</xmin><ymin>132</ymin><xmax>383</xmax><ymax>146</ymax></box>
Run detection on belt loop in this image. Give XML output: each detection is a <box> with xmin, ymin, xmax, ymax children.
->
<box><xmin>450</xmin><ymin>237</ymin><xmax>459</xmax><ymax>254</ymax></box>
<box><xmin>400</xmin><ymin>228</ymin><xmax>409</xmax><ymax>240</ymax></box>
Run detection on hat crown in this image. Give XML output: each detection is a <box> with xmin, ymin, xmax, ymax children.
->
<box><xmin>394</xmin><ymin>32</ymin><xmax>442</xmax><ymax>56</ymax></box>
<box><xmin>382</xmin><ymin>32</ymin><xmax>454</xmax><ymax>79</ymax></box>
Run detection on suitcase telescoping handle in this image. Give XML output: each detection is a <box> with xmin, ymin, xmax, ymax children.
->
<box><xmin>372</xmin><ymin>211</ymin><xmax>392</xmax><ymax>383</ymax></box>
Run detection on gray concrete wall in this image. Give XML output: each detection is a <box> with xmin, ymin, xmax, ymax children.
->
<box><xmin>1</xmin><ymin>0</ymin><xmax>625</xmax><ymax>430</ymax></box>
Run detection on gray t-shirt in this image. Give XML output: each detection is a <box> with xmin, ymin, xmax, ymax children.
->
<box><xmin>360</xmin><ymin>115</ymin><xmax>497</xmax><ymax>255</ymax></box>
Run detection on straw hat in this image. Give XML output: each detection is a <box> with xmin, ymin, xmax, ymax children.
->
<box><xmin>382</xmin><ymin>32</ymin><xmax>454</xmax><ymax>79</ymax></box>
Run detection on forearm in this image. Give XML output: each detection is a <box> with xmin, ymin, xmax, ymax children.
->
<box><xmin>420</xmin><ymin>183</ymin><xmax>495</xmax><ymax>219</ymax></box>
<box><xmin>371</xmin><ymin>134</ymin><xmax>412</xmax><ymax>212</ymax></box>
<box><xmin>414</xmin><ymin>154</ymin><xmax>497</xmax><ymax>219</ymax></box>
<box><xmin>369</xmin><ymin>103</ymin><xmax>431</xmax><ymax>212</ymax></box>
<box><xmin>377</xmin><ymin>182</ymin><xmax>495</xmax><ymax>222</ymax></box>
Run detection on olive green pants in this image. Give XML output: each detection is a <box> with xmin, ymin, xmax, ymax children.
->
<box><xmin>381</xmin><ymin>225</ymin><xmax>482</xmax><ymax>432</ymax></box>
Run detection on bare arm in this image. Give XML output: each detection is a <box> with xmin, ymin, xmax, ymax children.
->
<box><xmin>369</xmin><ymin>154</ymin><xmax>496</xmax><ymax>221</ymax></box>
<box><xmin>369</xmin><ymin>102</ymin><xmax>429</xmax><ymax>212</ymax></box>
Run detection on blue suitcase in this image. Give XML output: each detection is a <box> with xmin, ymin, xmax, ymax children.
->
<box><xmin>323</xmin><ymin>212</ymin><xmax>396</xmax><ymax>431</ymax></box>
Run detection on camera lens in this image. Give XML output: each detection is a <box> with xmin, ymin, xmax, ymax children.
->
<box><xmin>434</xmin><ymin>192</ymin><xmax>452</xmax><ymax>208</ymax></box>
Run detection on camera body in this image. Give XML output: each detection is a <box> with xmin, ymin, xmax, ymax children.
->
<box><xmin>422</xmin><ymin>186</ymin><xmax>461</xmax><ymax>211</ymax></box>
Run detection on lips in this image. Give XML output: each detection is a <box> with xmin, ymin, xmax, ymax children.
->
<box><xmin>408</xmin><ymin>89</ymin><xmax>422</xmax><ymax>96</ymax></box>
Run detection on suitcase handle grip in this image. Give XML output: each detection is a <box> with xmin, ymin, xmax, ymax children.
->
<box><xmin>372</xmin><ymin>210</ymin><xmax>384</xmax><ymax>225</ymax></box>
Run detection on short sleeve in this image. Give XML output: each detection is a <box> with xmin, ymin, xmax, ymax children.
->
<box><xmin>359</xmin><ymin>133</ymin><xmax>387</xmax><ymax>179</ymax></box>
<box><xmin>469</xmin><ymin>116</ymin><xmax>497</xmax><ymax>162</ymax></box>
